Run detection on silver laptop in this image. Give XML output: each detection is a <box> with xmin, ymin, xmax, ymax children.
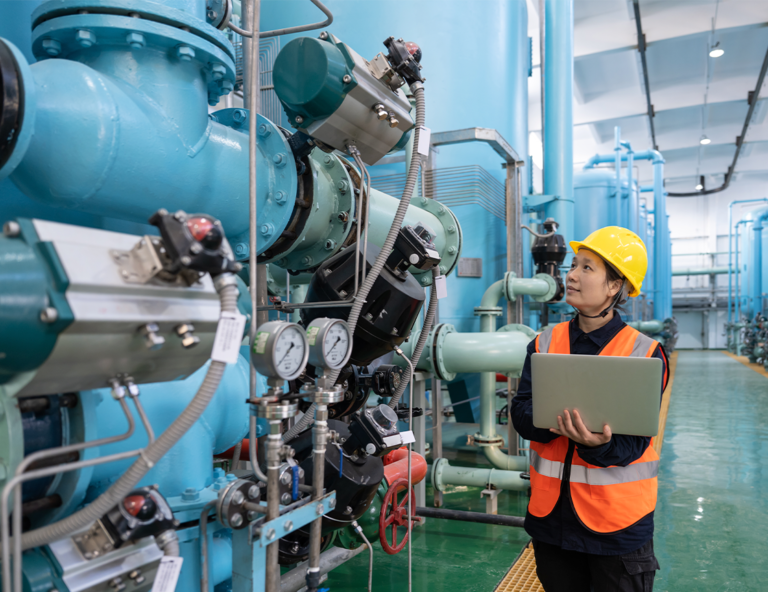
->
<box><xmin>531</xmin><ymin>353</ymin><xmax>662</xmax><ymax>437</ymax></box>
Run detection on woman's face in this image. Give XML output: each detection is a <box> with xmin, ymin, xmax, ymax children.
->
<box><xmin>565</xmin><ymin>250</ymin><xmax>622</xmax><ymax>314</ymax></box>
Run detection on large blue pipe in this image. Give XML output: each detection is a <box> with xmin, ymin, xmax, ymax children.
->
<box><xmin>542</xmin><ymin>0</ymin><xmax>574</xmax><ymax>248</ymax></box>
<box><xmin>0</xmin><ymin>1</ymin><xmax>297</xmax><ymax>256</ymax></box>
<box><xmin>583</xmin><ymin>149</ymin><xmax>669</xmax><ymax>318</ymax></box>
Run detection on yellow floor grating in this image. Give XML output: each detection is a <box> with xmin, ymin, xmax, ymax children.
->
<box><xmin>722</xmin><ymin>350</ymin><xmax>768</xmax><ymax>379</ymax></box>
<box><xmin>494</xmin><ymin>542</ymin><xmax>544</xmax><ymax>592</ymax></box>
<box><xmin>494</xmin><ymin>350</ymin><xmax>680</xmax><ymax>591</ymax></box>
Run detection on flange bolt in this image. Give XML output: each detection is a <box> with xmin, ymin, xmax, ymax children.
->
<box><xmin>176</xmin><ymin>45</ymin><xmax>195</xmax><ymax>62</ymax></box>
<box><xmin>126</xmin><ymin>32</ymin><xmax>146</xmax><ymax>49</ymax></box>
<box><xmin>42</xmin><ymin>38</ymin><xmax>61</xmax><ymax>57</ymax></box>
<box><xmin>76</xmin><ymin>29</ymin><xmax>96</xmax><ymax>48</ymax></box>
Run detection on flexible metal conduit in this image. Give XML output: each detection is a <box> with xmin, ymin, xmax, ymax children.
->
<box><xmin>9</xmin><ymin>276</ymin><xmax>239</xmax><ymax>555</ymax></box>
<box><xmin>283</xmin><ymin>81</ymin><xmax>428</xmax><ymax>442</ymax></box>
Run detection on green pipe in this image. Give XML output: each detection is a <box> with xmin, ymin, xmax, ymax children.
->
<box><xmin>289</xmin><ymin>284</ymin><xmax>309</xmax><ymax>324</ymax></box>
<box><xmin>626</xmin><ymin>319</ymin><xmax>665</xmax><ymax>334</ymax></box>
<box><xmin>672</xmin><ymin>267</ymin><xmax>729</xmax><ymax>276</ymax></box>
<box><xmin>441</xmin><ymin>331</ymin><xmax>531</xmax><ymax>374</ymax></box>
<box><xmin>398</xmin><ymin>324</ymin><xmax>534</xmax><ymax>380</ymax></box>
<box><xmin>477</xmin><ymin>276</ymin><xmax>543</xmax><ymax>471</ymax></box>
<box><xmin>432</xmin><ymin>458</ymin><xmax>529</xmax><ymax>493</ymax></box>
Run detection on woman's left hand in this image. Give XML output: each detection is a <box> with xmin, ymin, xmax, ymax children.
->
<box><xmin>550</xmin><ymin>409</ymin><xmax>612</xmax><ymax>447</ymax></box>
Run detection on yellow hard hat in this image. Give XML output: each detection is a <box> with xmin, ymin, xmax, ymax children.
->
<box><xmin>569</xmin><ymin>226</ymin><xmax>647</xmax><ymax>297</ymax></box>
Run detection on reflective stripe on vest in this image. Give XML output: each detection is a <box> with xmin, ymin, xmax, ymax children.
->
<box><xmin>529</xmin><ymin>321</ymin><xmax>661</xmax><ymax>534</ymax></box>
<box><xmin>531</xmin><ymin>450</ymin><xmax>659</xmax><ymax>486</ymax></box>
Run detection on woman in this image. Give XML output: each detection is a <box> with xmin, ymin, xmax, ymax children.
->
<box><xmin>511</xmin><ymin>226</ymin><xmax>668</xmax><ymax>592</ymax></box>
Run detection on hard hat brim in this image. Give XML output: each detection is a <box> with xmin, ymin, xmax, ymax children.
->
<box><xmin>570</xmin><ymin>240</ymin><xmax>642</xmax><ymax>298</ymax></box>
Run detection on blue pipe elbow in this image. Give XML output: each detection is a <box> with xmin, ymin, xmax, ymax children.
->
<box><xmin>0</xmin><ymin>25</ymin><xmax>297</xmax><ymax>256</ymax></box>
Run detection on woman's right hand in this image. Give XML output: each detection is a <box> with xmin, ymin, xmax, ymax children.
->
<box><xmin>550</xmin><ymin>409</ymin><xmax>612</xmax><ymax>447</ymax></box>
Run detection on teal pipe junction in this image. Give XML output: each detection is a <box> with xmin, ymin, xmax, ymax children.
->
<box><xmin>626</xmin><ymin>320</ymin><xmax>665</xmax><ymax>334</ymax></box>
<box><xmin>431</xmin><ymin>458</ymin><xmax>529</xmax><ymax>493</ymax></box>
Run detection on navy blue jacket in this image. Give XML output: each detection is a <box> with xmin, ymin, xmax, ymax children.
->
<box><xmin>511</xmin><ymin>312</ymin><xmax>668</xmax><ymax>555</ymax></box>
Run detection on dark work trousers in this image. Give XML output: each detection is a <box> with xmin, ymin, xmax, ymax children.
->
<box><xmin>532</xmin><ymin>539</ymin><xmax>660</xmax><ymax>592</ymax></box>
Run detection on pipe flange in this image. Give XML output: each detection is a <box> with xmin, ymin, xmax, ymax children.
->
<box><xmin>299</xmin><ymin>384</ymin><xmax>345</xmax><ymax>404</ymax></box>
<box><xmin>31</xmin><ymin>0</ymin><xmax>236</xmax><ymax>60</ymax></box>
<box><xmin>206</xmin><ymin>0</ymin><xmax>233</xmax><ymax>30</ymax></box>
<box><xmin>0</xmin><ymin>40</ymin><xmax>23</xmax><ymax>173</ymax></box>
<box><xmin>432</xmin><ymin>457</ymin><xmax>448</xmax><ymax>493</ymax></box>
<box><xmin>530</xmin><ymin>273</ymin><xmax>558</xmax><ymax>302</ymax></box>
<box><xmin>411</xmin><ymin>197</ymin><xmax>463</xmax><ymax>285</ymax></box>
<box><xmin>254</xmin><ymin>401</ymin><xmax>298</xmax><ymax>420</ymax></box>
<box><xmin>206</xmin><ymin>112</ymin><xmax>297</xmax><ymax>257</ymax></box>
<box><xmin>31</xmin><ymin>13</ymin><xmax>237</xmax><ymax>109</ymax></box>
<box><xmin>473</xmin><ymin>306</ymin><xmax>503</xmax><ymax>317</ymax></box>
<box><xmin>266</xmin><ymin>150</ymin><xmax>355</xmax><ymax>271</ymax></box>
<box><xmin>472</xmin><ymin>433</ymin><xmax>504</xmax><ymax>448</ymax></box>
<box><xmin>431</xmin><ymin>323</ymin><xmax>456</xmax><ymax>382</ymax></box>
<box><xmin>0</xmin><ymin>39</ymin><xmax>35</xmax><ymax>181</ymax></box>
<box><xmin>217</xmin><ymin>478</ymin><xmax>259</xmax><ymax>530</ymax></box>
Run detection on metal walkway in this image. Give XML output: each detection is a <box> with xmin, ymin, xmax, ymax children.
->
<box><xmin>493</xmin><ymin>542</ymin><xmax>544</xmax><ymax>592</ymax></box>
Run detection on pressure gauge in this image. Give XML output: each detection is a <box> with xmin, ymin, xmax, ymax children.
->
<box><xmin>251</xmin><ymin>321</ymin><xmax>309</xmax><ymax>381</ymax></box>
<box><xmin>306</xmin><ymin>318</ymin><xmax>353</xmax><ymax>370</ymax></box>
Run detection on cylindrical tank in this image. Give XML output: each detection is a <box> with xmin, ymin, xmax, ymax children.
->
<box><xmin>573</xmin><ymin>169</ymin><xmax>639</xmax><ymax>239</ymax></box>
<box><xmin>261</xmin><ymin>0</ymin><xmax>529</xmax><ymax>333</ymax></box>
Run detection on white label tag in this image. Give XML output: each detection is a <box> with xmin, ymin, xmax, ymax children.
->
<box><xmin>151</xmin><ymin>556</ymin><xmax>183</xmax><ymax>592</ymax></box>
<box><xmin>400</xmin><ymin>430</ymin><xmax>416</xmax><ymax>445</ymax></box>
<box><xmin>433</xmin><ymin>275</ymin><xmax>448</xmax><ymax>299</ymax></box>
<box><xmin>416</xmin><ymin>126</ymin><xmax>431</xmax><ymax>157</ymax></box>
<box><xmin>211</xmin><ymin>312</ymin><xmax>247</xmax><ymax>364</ymax></box>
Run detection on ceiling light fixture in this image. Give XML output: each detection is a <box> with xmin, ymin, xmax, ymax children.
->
<box><xmin>696</xmin><ymin>175</ymin><xmax>706</xmax><ymax>192</ymax></box>
<box><xmin>700</xmin><ymin>135</ymin><xmax>711</xmax><ymax>145</ymax></box>
<box><xmin>709</xmin><ymin>42</ymin><xmax>724</xmax><ymax>58</ymax></box>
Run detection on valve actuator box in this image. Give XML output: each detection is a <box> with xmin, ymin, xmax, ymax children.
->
<box><xmin>273</xmin><ymin>33</ymin><xmax>416</xmax><ymax>165</ymax></box>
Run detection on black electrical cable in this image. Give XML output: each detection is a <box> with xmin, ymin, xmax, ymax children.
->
<box><xmin>631</xmin><ymin>0</ymin><xmax>657</xmax><ymax>152</ymax></box>
<box><xmin>415</xmin><ymin>507</ymin><xmax>525</xmax><ymax>527</ymax></box>
<box><xmin>633</xmin><ymin>0</ymin><xmax>768</xmax><ymax>197</ymax></box>
<box><xmin>666</xmin><ymin>42</ymin><xmax>768</xmax><ymax>197</ymax></box>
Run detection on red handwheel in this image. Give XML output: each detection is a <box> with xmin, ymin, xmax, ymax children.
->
<box><xmin>379</xmin><ymin>477</ymin><xmax>416</xmax><ymax>555</ymax></box>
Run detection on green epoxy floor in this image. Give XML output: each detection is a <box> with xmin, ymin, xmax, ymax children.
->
<box><xmin>655</xmin><ymin>351</ymin><xmax>768</xmax><ymax>591</ymax></box>
<box><xmin>329</xmin><ymin>350</ymin><xmax>768</xmax><ymax>591</ymax></box>
<box><xmin>326</xmin><ymin>481</ymin><xmax>531</xmax><ymax>591</ymax></box>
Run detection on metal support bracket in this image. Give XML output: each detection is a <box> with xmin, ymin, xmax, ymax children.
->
<box><xmin>110</xmin><ymin>236</ymin><xmax>164</xmax><ymax>285</ymax></box>
<box><xmin>523</xmin><ymin>194</ymin><xmax>561</xmax><ymax>212</ymax></box>
<box><xmin>232</xmin><ymin>492</ymin><xmax>337</xmax><ymax>592</ymax></box>
<box><xmin>481</xmin><ymin>487</ymin><xmax>500</xmax><ymax>515</ymax></box>
<box><xmin>251</xmin><ymin>492</ymin><xmax>336</xmax><ymax>547</ymax></box>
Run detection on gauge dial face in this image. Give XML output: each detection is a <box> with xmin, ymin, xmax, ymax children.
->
<box><xmin>323</xmin><ymin>322</ymin><xmax>351</xmax><ymax>368</ymax></box>
<box><xmin>273</xmin><ymin>325</ymin><xmax>307</xmax><ymax>379</ymax></box>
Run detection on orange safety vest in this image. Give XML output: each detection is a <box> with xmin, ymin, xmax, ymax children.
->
<box><xmin>528</xmin><ymin>321</ymin><xmax>667</xmax><ymax>534</ymax></box>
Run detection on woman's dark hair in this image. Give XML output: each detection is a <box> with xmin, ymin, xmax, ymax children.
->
<box><xmin>603</xmin><ymin>258</ymin><xmax>629</xmax><ymax>311</ymax></box>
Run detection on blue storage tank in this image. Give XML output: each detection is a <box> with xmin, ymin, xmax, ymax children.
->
<box><xmin>261</xmin><ymin>0</ymin><xmax>530</xmax><ymax>333</ymax></box>
<box><xmin>573</xmin><ymin>169</ymin><xmax>640</xmax><ymax>240</ymax></box>
<box><xmin>573</xmin><ymin>169</ymin><xmax>653</xmax><ymax>319</ymax></box>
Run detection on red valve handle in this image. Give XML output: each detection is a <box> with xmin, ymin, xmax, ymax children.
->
<box><xmin>379</xmin><ymin>477</ymin><xmax>416</xmax><ymax>555</ymax></box>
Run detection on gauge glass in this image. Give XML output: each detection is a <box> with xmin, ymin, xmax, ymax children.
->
<box><xmin>274</xmin><ymin>326</ymin><xmax>306</xmax><ymax>378</ymax></box>
<box><xmin>323</xmin><ymin>323</ymin><xmax>351</xmax><ymax>367</ymax></box>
